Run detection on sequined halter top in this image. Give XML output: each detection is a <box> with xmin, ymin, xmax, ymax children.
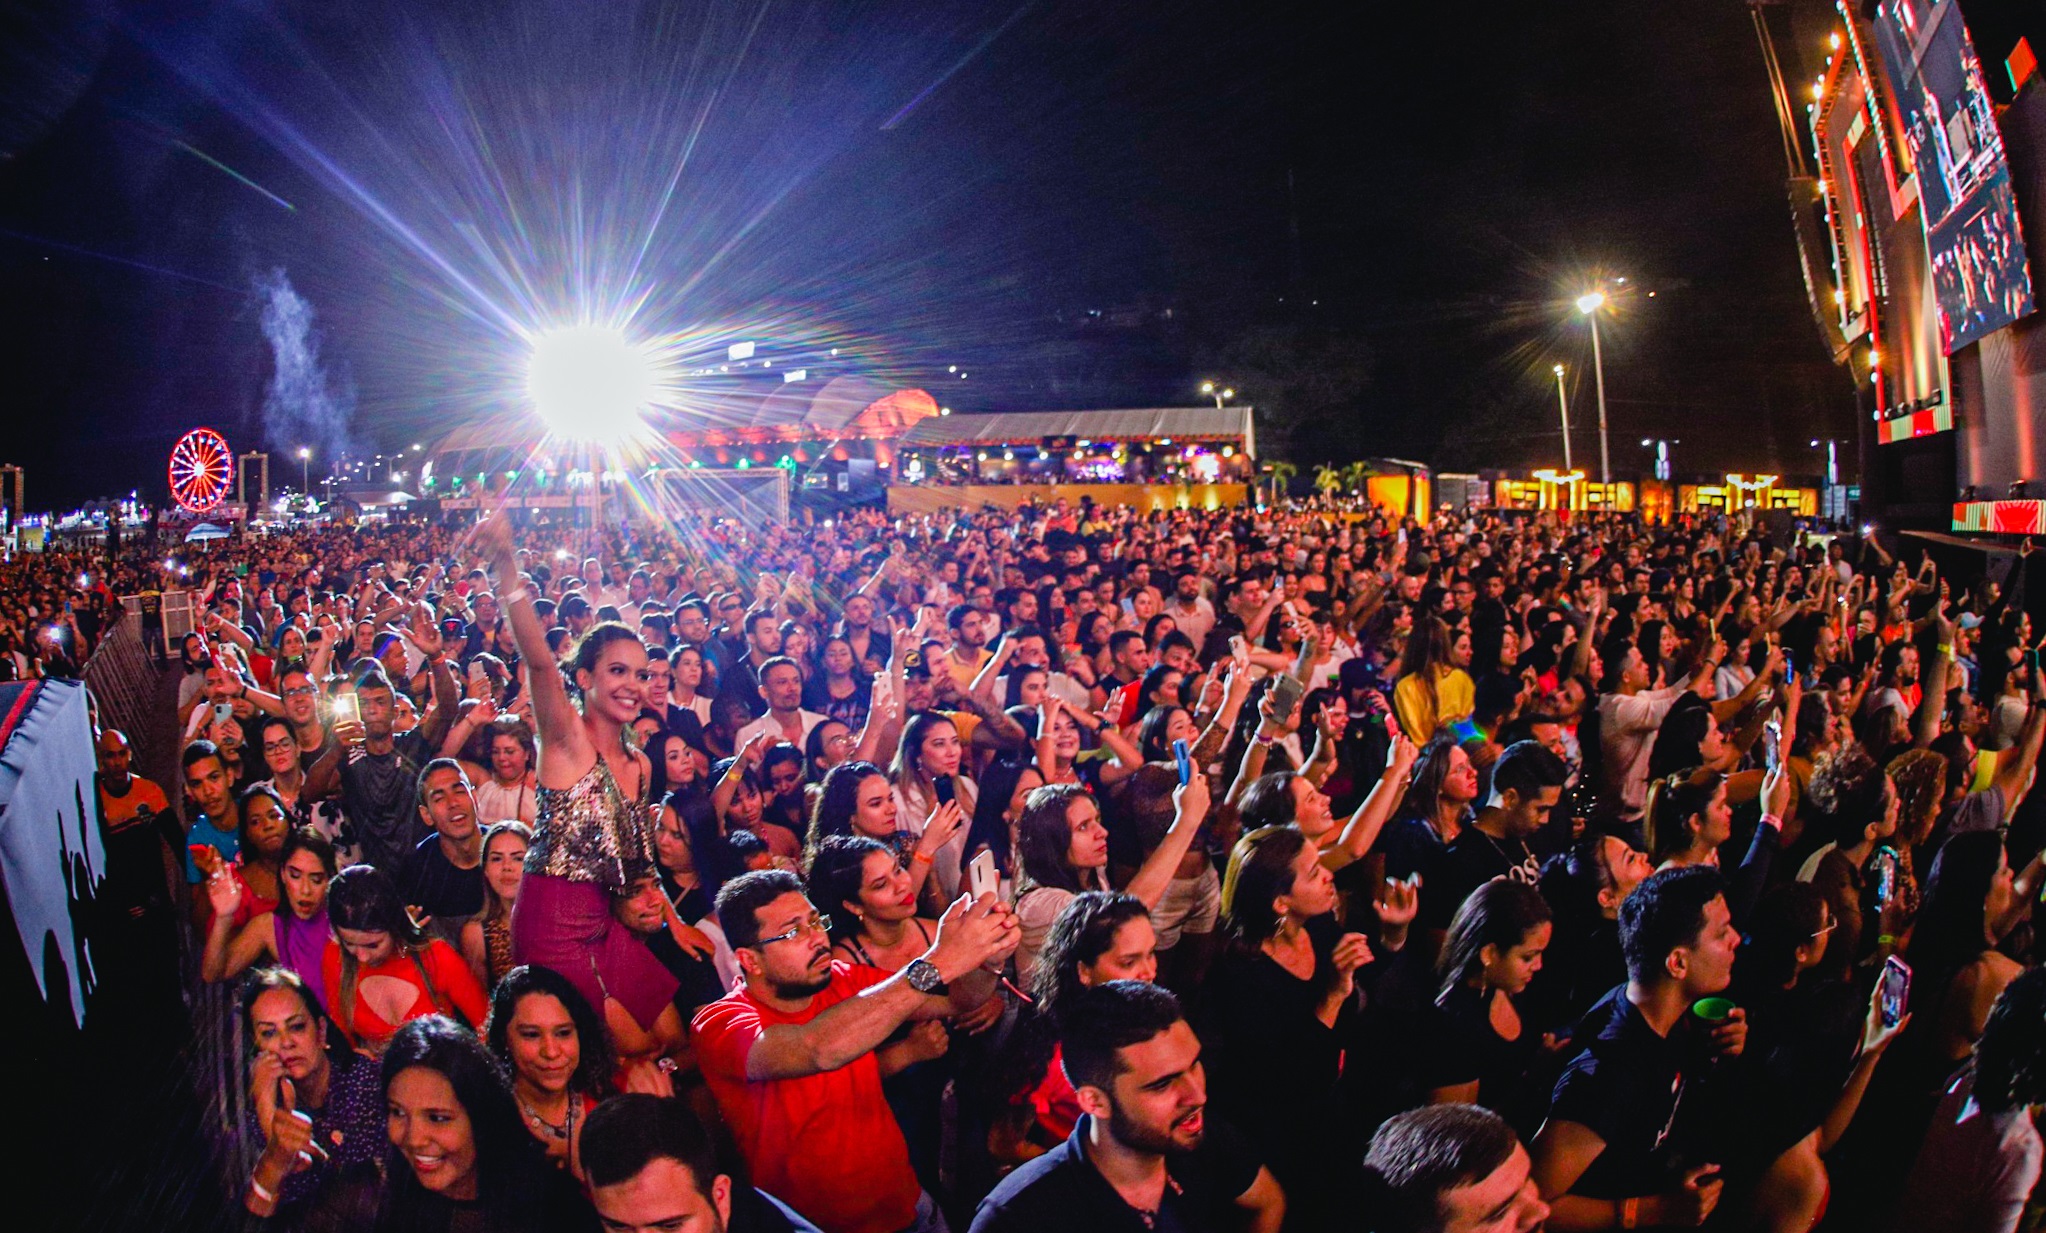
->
<box><xmin>524</xmin><ymin>751</ymin><xmax>657</xmax><ymax>890</ymax></box>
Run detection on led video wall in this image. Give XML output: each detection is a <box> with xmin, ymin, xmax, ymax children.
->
<box><xmin>1874</xmin><ymin>0</ymin><xmax>2036</xmax><ymax>353</ymax></box>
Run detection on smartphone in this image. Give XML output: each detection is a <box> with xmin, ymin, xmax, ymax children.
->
<box><xmin>932</xmin><ymin>774</ymin><xmax>956</xmax><ymax>806</ymax></box>
<box><xmin>1763</xmin><ymin>718</ymin><xmax>1782</xmax><ymax>773</ymax></box>
<box><xmin>1267</xmin><ymin>673</ymin><xmax>1306</xmax><ymax>723</ymax></box>
<box><xmin>331</xmin><ymin>692</ymin><xmax>361</xmax><ymax>729</ymax></box>
<box><xmin>1172</xmin><ymin>739</ymin><xmax>1192</xmax><ymax>786</ymax></box>
<box><xmin>212</xmin><ymin>701</ymin><xmax>234</xmax><ymax>727</ymax></box>
<box><xmin>1880</xmin><ymin>955</ymin><xmax>1912</xmax><ymax>1028</ymax></box>
<box><xmin>968</xmin><ymin>849</ymin><xmax>999</xmax><ymax>901</ymax></box>
<box><xmin>1873</xmin><ymin>848</ymin><xmax>1899</xmax><ymax>905</ymax></box>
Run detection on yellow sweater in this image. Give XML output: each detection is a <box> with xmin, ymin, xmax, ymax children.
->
<box><xmin>1394</xmin><ymin>667</ymin><xmax>1475</xmax><ymax>743</ymax></box>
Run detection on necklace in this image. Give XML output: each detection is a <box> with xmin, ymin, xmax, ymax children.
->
<box><xmin>518</xmin><ymin>1093</ymin><xmax>576</xmax><ymax>1142</ymax></box>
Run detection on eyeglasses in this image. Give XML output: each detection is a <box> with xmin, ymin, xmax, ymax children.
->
<box><xmin>753</xmin><ymin>913</ymin><xmax>832</xmax><ymax>948</ymax></box>
<box><xmin>262</xmin><ymin>740</ymin><xmax>298</xmax><ymax>755</ymax></box>
<box><xmin>282</xmin><ymin>685</ymin><xmax>316</xmax><ymax>698</ymax></box>
<box><xmin>1811</xmin><ymin>916</ymin><xmax>1838</xmax><ymax>941</ymax></box>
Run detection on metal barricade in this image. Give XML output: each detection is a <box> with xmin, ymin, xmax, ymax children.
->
<box><xmin>83</xmin><ymin>610</ymin><xmax>259</xmax><ymax>1198</ymax></box>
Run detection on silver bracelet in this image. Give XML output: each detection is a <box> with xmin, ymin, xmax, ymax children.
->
<box><xmin>249</xmin><ymin>1176</ymin><xmax>277</xmax><ymax>1203</ymax></box>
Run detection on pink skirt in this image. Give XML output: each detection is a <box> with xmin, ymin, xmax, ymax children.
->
<box><xmin>510</xmin><ymin>872</ymin><xmax>679</xmax><ymax>1033</ymax></box>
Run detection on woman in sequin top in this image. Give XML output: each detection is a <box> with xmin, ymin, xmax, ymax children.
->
<box><xmin>476</xmin><ymin>511</ymin><xmax>685</xmax><ymax>1070</ymax></box>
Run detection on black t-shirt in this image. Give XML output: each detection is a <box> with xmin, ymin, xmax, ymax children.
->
<box><xmin>1547</xmin><ymin>987</ymin><xmax>1711</xmax><ymax>1200</ymax></box>
<box><xmin>1421</xmin><ymin>982</ymin><xmax>1547</xmax><ymax>1138</ymax></box>
<box><xmin>399</xmin><ymin>833</ymin><xmax>485</xmax><ymax>924</ymax></box>
<box><xmin>969</xmin><ymin>1113</ymin><xmax>1261</xmax><ymax>1233</ymax></box>
<box><xmin>340</xmin><ymin>729</ymin><xmax>433</xmax><ymax>873</ymax></box>
<box><xmin>645</xmin><ymin>924</ymin><xmax>729</xmax><ymax>1021</ymax></box>
<box><xmin>1423</xmin><ymin>824</ymin><xmax>1543</xmax><ymax>930</ymax></box>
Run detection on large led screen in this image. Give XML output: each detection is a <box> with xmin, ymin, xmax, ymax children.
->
<box><xmin>1875</xmin><ymin>0</ymin><xmax>2035</xmax><ymax>352</ymax></box>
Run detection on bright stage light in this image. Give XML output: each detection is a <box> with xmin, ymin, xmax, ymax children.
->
<box><xmin>527</xmin><ymin>326</ymin><xmax>658</xmax><ymax>445</ymax></box>
<box><xmin>1575</xmin><ymin>292</ymin><xmax>1605</xmax><ymax>315</ymax></box>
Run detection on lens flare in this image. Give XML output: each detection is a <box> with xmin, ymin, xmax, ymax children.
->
<box><xmin>526</xmin><ymin>326</ymin><xmax>660</xmax><ymax>446</ymax></box>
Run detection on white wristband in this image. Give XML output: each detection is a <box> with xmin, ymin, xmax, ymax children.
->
<box><xmin>249</xmin><ymin>1177</ymin><xmax>277</xmax><ymax>1203</ymax></box>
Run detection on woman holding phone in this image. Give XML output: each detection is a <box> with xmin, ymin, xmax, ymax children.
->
<box><xmin>890</xmin><ymin>712</ymin><xmax>978</xmax><ymax>902</ymax></box>
<box><xmin>238</xmin><ymin>968</ymin><xmax>384</xmax><ymax>1220</ymax></box>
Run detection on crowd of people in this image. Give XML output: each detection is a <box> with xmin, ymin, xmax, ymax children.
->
<box><xmin>81</xmin><ymin>493</ymin><xmax>2046</xmax><ymax>1233</ymax></box>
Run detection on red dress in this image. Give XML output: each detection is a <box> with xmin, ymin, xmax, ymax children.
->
<box><xmin>320</xmin><ymin>939</ymin><xmax>489</xmax><ymax>1051</ymax></box>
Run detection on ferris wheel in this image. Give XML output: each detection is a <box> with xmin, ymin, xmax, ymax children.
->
<box><xmin>168</xmin><ymin>428</ymin><xmax>235</xmax><ymax>513</ymax></box>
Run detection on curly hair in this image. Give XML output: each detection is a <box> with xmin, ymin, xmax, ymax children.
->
<box><xmin>1885</xmin><ymin>748</ymin><xmax>1947</xmax><ymax>846</ymax></box>
<box><xmin>483</xmin><ymin>964</ymin><xmax>617</xmax><ymax>1103</ymax></box>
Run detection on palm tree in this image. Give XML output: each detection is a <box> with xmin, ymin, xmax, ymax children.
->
<box><xmin>1266</xmin><ymin>461</ymin><xmax>1298</xmax><ymax>506</ymax></box>
<box><xmin>1313</xmin><ymin>464</ymin><xmax>1343</xmax><ymax>505</ymax></box>
<box><xmin>1340</xmin><ymin>461</ymin><xmax>1370</xmax><ymax>500</ymax></box>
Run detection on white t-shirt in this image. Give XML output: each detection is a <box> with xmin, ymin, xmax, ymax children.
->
<box><xmin>1598</xmin><ymin>686</ymin><xmax>1683</xmax><ymax>819</ymax></box>
<box><xmin>734</xmin><ymin>709</ymin><xmax>828</xmax><ymax>752</ymax></box>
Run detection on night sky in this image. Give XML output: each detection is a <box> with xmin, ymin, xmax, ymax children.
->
<box><xmin>0</xmin><ymin>0</ymin><xmax>1860</xmax><ymax>509</ymax></box>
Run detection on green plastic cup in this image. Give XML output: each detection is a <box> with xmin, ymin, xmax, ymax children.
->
<box><xmin>1692</xmin><ymin>997</ymin><xmax>1736</xmax><ymax>1023</ymax></box>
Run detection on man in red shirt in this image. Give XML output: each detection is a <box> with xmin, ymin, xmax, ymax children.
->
<box><xmin>692</xmin><ymin>869</ymin><xmax>1021</xmax><ymax>1233</ymax></box>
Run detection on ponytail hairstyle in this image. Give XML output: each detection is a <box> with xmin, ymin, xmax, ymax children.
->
<box><xmin>565</xmin><ymin>622</ymin><xmax>645</xmax><ymax>704</ymax></box>
<box><xmin>1221</xmin><ymin>825</ymin><xmax>1311</xmax><ymax>945</ymax></box>
<box><xmin>1437</xmin><ymin>880</ymin><xmax>1553</xmax><ymax>999</ymax></box>
<box><xmin>1643</xmin><ymin>770</ymin><xmax>1725</xmax><ymax>865</ymax></box>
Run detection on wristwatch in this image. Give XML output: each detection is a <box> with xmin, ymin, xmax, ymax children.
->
<box><xmin>903</xmin><ymin>958</ymin><xmax>949</xmax><ymax>997</ymax></box>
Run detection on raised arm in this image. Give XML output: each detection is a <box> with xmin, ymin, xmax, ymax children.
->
<box><xmin>474</xmin><ymin>512</ymin><xmax>587</xmax><ymax>768</ymax></box>
<box><xmin>1324</xmin><ymin>731</ymin><xmax>1418</xmax><ymax>871</ymax></box>
<box><xmin>1912</xmin><ymin>608</ymin><xmax>1952</xmax><ymax>751</ymax></box>
<box><xmin>739</xmin><ymin>894</ymin><xmax>1017</xmax><ymax>1079</ymax></box>
<box><xmin>1121</xmin><ymin>772</ymin><xmax>1211</xmax><ymax>908</ymax></box>
<box><xmin>1191</xmin><ymin>660</ymin><xmax>1254</xmax><ymax>768</ymax></box>
<box><xmin>1992</xmin><ymin>654</ymin><xmax>2046</xmax><ymax>808</ymax></box>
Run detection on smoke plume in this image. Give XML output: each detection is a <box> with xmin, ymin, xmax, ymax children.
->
<box><xmin>255</xmin><ymin>267</ymin><xmax>359</xmax><ymax>480</ymax></box>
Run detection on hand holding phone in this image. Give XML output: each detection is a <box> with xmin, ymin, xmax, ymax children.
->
<box><xmin>968</xmin><ymin>850</ymin><xmax>999</xmax><ymax>901</ymax></box>
<box><xmin>1879</xmin><ymin>956</ymin><xmax>1912</xmax><ymax>1028</ymax></box>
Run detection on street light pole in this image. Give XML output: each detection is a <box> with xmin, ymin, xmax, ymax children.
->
<box><xmin>1587</xmin><ymin>312</ymin><xmax>1611</xmax><ymax>486</ymax></box>
<box><xmin>1552</xmin><ymin>365</ymin><xmax>1573</xmax><ymax>472</ymax></box>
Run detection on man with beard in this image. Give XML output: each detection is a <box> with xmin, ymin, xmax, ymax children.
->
<box><xmin>692</xmin><ymin>869</ymin><xmax>1019</xmax><ymax>1233</ymax></box>
<box><xmin>969</xmin><ymin>981</ymin><xmax>1284</xmax><ymax>1233</ymax></box>
<box><xmin>583</xmin><ymin>1093</ymin><xmax>824</xmax><ymax>1233</ymax></box>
